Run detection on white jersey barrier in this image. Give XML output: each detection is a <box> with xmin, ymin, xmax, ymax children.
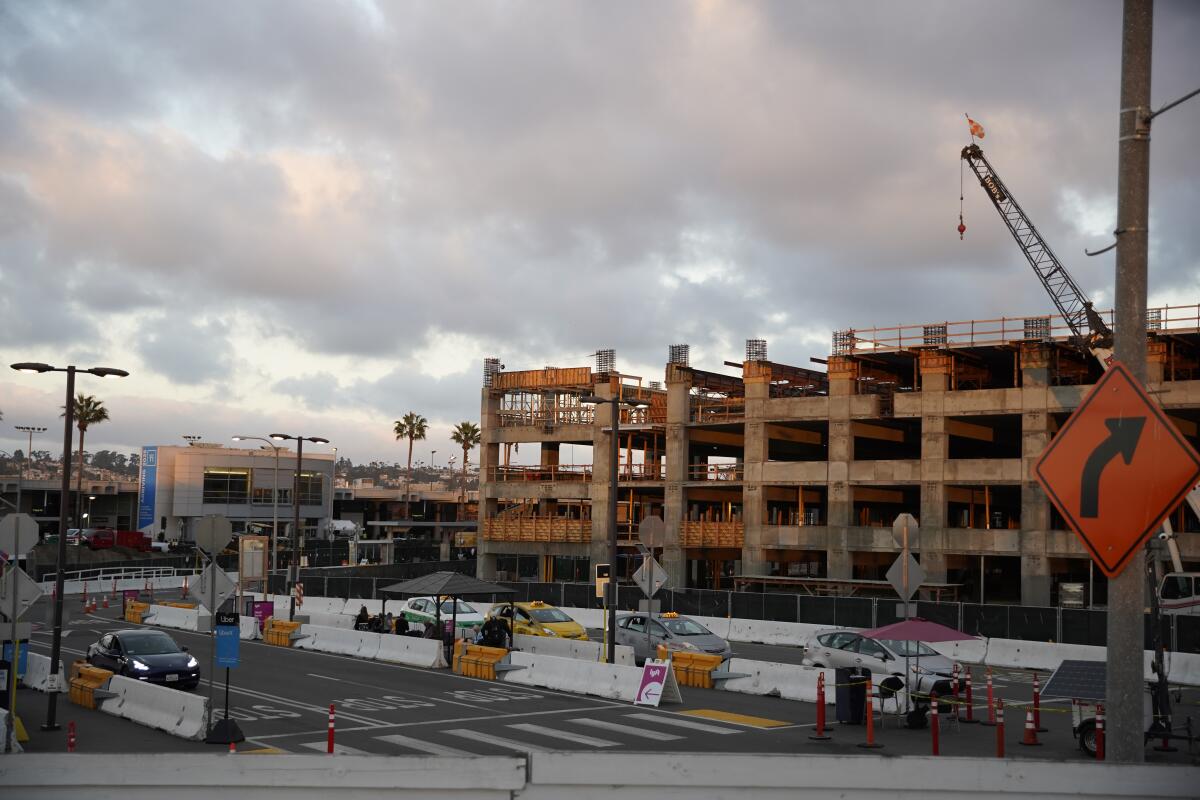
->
<box><xmin>143</xmin><ymin>604</ymin><xmax>204</xmax><ymax>631</ymax></box>
<box><xmin>294</xmin><ymin>624</ymin><xmax>382</xmax><ymax>660</ymax></box>
<box><xmin>21</xmin><ymin>652</ymin><xmax>66</xmax><ymax>693</ymax></box>
<box><xmin>376</xmin><ymin>635</ymin><xmax>448</xmax><ymax>669</ymax></box>
<box><xmin>239</xmin><ymin>615</ymin><xmax>260</xmax><ymax>640</ymax></box>
<box><xmin>301</xmin><ymin>611</ymin><xmax>356</xmax><ymax>629</ymax></box>
<box><xmin>715</xmin><ymin>658</ymin><xmax>836</xmax><ymax>705</ymax></box>
<box><xmin>0</xmin><ymin>709</ymin><xmax>21</xmax><ymax>753</ymax></box>
<box><xmin>99</xmin><ymin>675</ymin><xmax>209</xmax><ymax>740</ymax></box>
<box><xmin>498</xmin><ymin>651</ymin><xmax>645</xmax><ymax>701</ymax></box>
<box><xmin>512</xmin><ymin>633</ymin><xmax>636</xmax><ymax>666</ymax></box>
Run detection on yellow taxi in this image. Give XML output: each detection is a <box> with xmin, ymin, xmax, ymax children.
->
<box><xmin>485</xmin><ymin>600</ymin><xmax>589</xmax><ymax>640</ymax></box>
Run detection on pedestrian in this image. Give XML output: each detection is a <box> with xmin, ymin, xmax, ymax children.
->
<box><xmin>384</xmin><ymin>611</ymin><xmax>395</xmax><ymax>634</ymax></box>
<box><xmin>355</xmin><ymin>605</ymin><xmax>369</xmax><ymax>630</ymax></box>
<box><xmin>394</xmin><ymin>614</ymin><xmax>409</xmax><ymax>636</ymax></box>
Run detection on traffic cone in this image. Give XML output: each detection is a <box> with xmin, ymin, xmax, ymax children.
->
<box><xmin>856</xmin><ymin>676</ymin><xmax>883</xmax><ymax>749</ymax></box>
<box><xmin>182</xmin><ymin>576</ymin><xmax>188</xmax><ymax>600</ymax></box>
<box><xmin>809</xmin><ymin>673</ymin><xmax>831</xmax><ymax>741</ymax></box>
<box><xmin>101</xmin><ymin>595</ymin><xmax>109</xmax><ymax>609</ymax></box>
<box><xmin>1019</xmin><ymin>708</ymin><xmax>1041</xmax><ymax>746</ymax></box>
<box><xmin>1032</xmin><ymin>672</ymin><xmax>1047</xmax><ymax>732</ymax></box>
<box><xmin>229</xmin><ymin>740</ymin><xmax>236</xmax><ymax>755</ymax></box>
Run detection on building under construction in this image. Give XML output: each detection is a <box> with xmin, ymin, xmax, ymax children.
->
<box><xmin>476</xmin><ymin>306</ymin><xmax>1200</xmax><ymax>606</ymax></box>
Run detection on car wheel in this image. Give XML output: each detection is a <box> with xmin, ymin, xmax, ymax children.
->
<box><xmin>1077</xmin><ymin>720</ymin><xmax>1097</xmax><ymax>756</ymax></box>
<box><xmin>812</xmin><ymin>662</ymin><xmax>825</xmax><ymax>669</ymax></box>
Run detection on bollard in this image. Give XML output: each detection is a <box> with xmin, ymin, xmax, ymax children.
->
<box><xmin>67</xmin><ymin>721</ymin><xmax>76</xmax><ymax>753</ymax></box>
<box><xmin>1020</xmin><ymin>708</ymin><xmax>1041</xmax><ymax>746</ymax></box>
<box><xmin>951</xmin><ymin>663</ymin><xmax>960</xmax><ymax>720</ymax></box>
<box><xmin>930</xmin><ymin>693</ymin><xmax>940</xmax><ymax>755</ymax></box>
<box><xmin>963</xmin><ymin>667</ymin><xmax>977</xmax><ymax>723</ymax></box>
<box><xmin>856</xmin><ymin>676</ymin><xmax>883</xmax><ymax>749</ymax></box>
<box><xmin>1095</xmin><ymin>705</ymin><xmax>1105</xmax><ymax>761</ymax></box>
<box><xmin>182</xmin><ymin>576</ymin><xmax>188</xmax><ymax>600</ymax></box>
<box><xmin>327</xmin><ymin>703</ymin><xmax>335</xmax><ymax>754</ymax></box>
<box><xmin>809</xmin><ymin>673</ymin><xmax>831</xmax><ymax>741</ymax></box>
<box><xmin>1032</xmin><ymin>672</ymin><xmax>1047</xmax><ymax>732</ymax></box>
<box><xmin>982</xmin><ymin>668</ymin><xmax>997</xmax><ymax>726</ymax></box>
<box><xmin>996</xmin><ymin>700</ymin><xmax>1005</xmax><ymax>758</ymax></box>
<box><xmin>111</xmin><ymin>578</ymin><xmax>117</xmax><ymax>601</ymax></box>
<box><xmin>82</xmin><ymin>581</ymin><xmax>88</xmax><ymax>609</ymax></box>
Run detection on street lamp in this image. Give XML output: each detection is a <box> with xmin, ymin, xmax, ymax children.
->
<box><xmin>85</xmin><ymin>495</ymin><xmax>95</xmax><ymax>524</ymax></box>
<box><xmin>182</xmin><ymin>435</ymin><xmax>203</xmax><ymax>446</ymax></box>
<box><xmin>10</xmin><ymin>361</ymin><xmax>129</xmax><ymax>731</ymax></box>
<box><xmin>13</xmin><ymin>425</ymin><xmax>47</xmax><ymax>517</ymax></box>
<box><xmin>232</xmin><ymin>436</ymin><xmax>282</xmax><ymax>573</ymax></box>
<box><xmin>579</xmin><ymin>392</ymin><xmax>650</xmax><ymax>664</ymax></box>
<box><xmin>269</xmin><ymin>433</ymin><xmax>330</xmax><ymax>621</ymax></box>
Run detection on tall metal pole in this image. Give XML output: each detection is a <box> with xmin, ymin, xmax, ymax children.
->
<box><xmin>271</xmin><ymin>446</ymin><xmax>279</xmax><ymax>574</ymax></box>
<box><xmin>43</xmin><ymin>367</ymin><xmax>75</xmax><ymax>731</ymax></box>
<box><xmin>608</xmin><ymin>397</ymin><xmax>619</xmax><ymax>665</ymax></box>
<box><xmin>1106</xmin><ymin>0</ymin><xmax>1153</xmax><ymax>763</ymax></box>
<box><xmin>289</xmin><ymin>437</ymin><xmax>303</xmax><ymax>621</ymax></box>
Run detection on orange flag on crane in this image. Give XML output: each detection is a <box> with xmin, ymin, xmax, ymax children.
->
<box><xmin>967</xmin><ymin>117</ymin><xmax>985</xmax><ymax>139</ymax></box>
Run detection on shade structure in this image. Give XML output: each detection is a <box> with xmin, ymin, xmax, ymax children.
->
<box><xmin>379</xmin><ymin>571</ymin><xmax>514</xmax><ymax>599</ymax></box>
<box><xmin>861</xmin><ymin>617</ymin><xmax>977</xmax><ymax>643</ymax></box>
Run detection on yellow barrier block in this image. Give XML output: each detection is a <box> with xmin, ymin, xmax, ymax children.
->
<box><xmin>452</xmin><ymin>643</ymin><xmax>508</xmax><ymax>680</ymax></box>
<box><xmin>68</xmin><ymin>663</ymin><xmax>114</xmax><ymax>710</ymax></box>
<box><xmin>669</xmin><ymin>652</ymin><xmax>724</xmax><ymax>689</ymax></box>
<box><xmin>124</xmin><ymin>601</ymin><xmax>150</xmax><ymax>624</ymax></box>
<box><xmin>262</xmin><ymin>617</ymin><xmax>302</xmax><ymax>648</ymax></box>
<box><xmin>159</xmin><ymin>601</ymin><xmax>197</xmax><ymax>609</ymax></box>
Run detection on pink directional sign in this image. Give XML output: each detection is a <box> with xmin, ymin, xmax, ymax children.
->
<box><xmin>634</xmin><ymin>658</ymin><xmax>682</xmax><ymax>707</ymax></box>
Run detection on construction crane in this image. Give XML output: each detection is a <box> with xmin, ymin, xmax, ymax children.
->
<box><xmin>961</xmin><ymin>139</ymin><xmax>1185</xmax><ymax>752</ymax></box>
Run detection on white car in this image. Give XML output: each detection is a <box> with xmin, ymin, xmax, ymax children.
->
<box><xmin>399</xmin><ymin>596</ymin><xmax>486</xmax><ymax>632</ymax></box>
<box><xmin>803</xmin><ymin>629</ymin><xmax>955</xmax><ymax>694</ymax></box>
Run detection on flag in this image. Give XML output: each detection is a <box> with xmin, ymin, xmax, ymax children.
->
<box><xmin>967</xmin><ymin>117</ymin><xmax>985</xmax><ymax>139</ymax></box>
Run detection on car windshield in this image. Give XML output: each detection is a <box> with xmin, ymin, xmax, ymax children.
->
<box><xmin>528</xmin><ymin>607</ymin><xmax>573</xmax><ymax>623</ymax></box>
<box><xmin>878</xmin><ymin>639</ymin><xmax>939</xmax><ymax>657</ymax></box>
<box><xmin>439</xmin><ymin>600</ymin><xmax>477</xmax><ymax>614</ymax></box>
<box><xmin>659</xmin><ymin>618</ymin><xmax>710</xmax><ymax>636</ymax></box>
<box><xmin>122</xmin><ymin>633</ymin><xmax>181</xmax><ymax>656</ymax></box>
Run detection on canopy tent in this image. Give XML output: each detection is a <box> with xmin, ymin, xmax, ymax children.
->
<box><xmin>862</xmin><ymin>618</ymin><xmax>978</xmax><ymax>643</ymax></box>
<box><xmin>379</xmin><ymin>572</ymin><xmax>514</xmax><ymax>647</ymax></box>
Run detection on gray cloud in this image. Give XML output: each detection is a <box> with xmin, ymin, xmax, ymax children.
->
<box><xmin>135</xmin><ymin>316</ymin><xmax>233</xmax><ymax>385</ymax></box>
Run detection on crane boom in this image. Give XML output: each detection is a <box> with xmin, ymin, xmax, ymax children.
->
<box><xmin>961</xmin><ymin>143</ymin><xmax>1113</xmax><ymax>352</ymax></box>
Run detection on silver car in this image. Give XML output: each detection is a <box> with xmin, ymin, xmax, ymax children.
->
<box><xmin>803</xmin><ymin>629</ymin><xmax>954</xmax><ymax>694</ymax></box>
<box><xmin>615</xmin><ymin>612</ymin><xmax>732</xmax><ymax>664</ymax></box>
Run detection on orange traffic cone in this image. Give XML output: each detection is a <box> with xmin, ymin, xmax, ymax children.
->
<box><xmin>1019</xmin><ymin>708</ymin><xmax>1041</xmax><ymax>746</ymax></box>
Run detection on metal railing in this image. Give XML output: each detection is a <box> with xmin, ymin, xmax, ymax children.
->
<box><xmin>687</xmin><ymin>462</ymin><xmax>743</xmax><ymax>481</ymax></box>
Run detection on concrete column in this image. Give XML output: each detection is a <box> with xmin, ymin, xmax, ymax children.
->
<box><xmin>742</xmin><ymin>366</ymin><xmax>770</xmax><ymax>575</ymax></box>
<box><xmin>826</xmin><ymin>391</ymin><xmax>852</xmax><ymax>580</ymax></box>
<box><xmin>1020</xmin><ymin>406</ymin><xmax>1053</xmax><ymax>607</ymax></box>
<box><xmin>539</xmin><ymin>443</ymin><xmax>559</xmax><ymax>517</ymax></box>
<box><xmin>663</xmin><ymin>365</ymin><xmax>691</xmax><ymax>587</ymax></box>
<box><xmin>589</xmin><ymin>381</ymin><xmax>617</xmax><ymax>573</ymax></box>
<box><xmin>476</xmin><ymin>387</ymin><xmax>502</xmax><ymax>579</ymax></box>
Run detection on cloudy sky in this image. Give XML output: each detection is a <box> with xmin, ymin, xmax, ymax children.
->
<box><xmin>1</xmin><ymin>0</ymin><xmax>1198</xmax><ymax>467</ymax></box>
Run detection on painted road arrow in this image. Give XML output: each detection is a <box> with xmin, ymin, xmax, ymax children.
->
<box><xmin>1079</xmin><ymin>417</ymin><xmax>1145</xmax><ymax>518</ymax></box>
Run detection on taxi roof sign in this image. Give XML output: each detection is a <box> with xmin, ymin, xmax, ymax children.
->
<box><xmin>1034</xmin><ymin>361</ymin><xmax>1200</xmax><ymax>578</ymax></box>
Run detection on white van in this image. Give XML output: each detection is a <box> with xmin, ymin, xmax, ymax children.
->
<box><xmin>1159</xmin><ymin>572</ymin><xmax>1200</xmax><ymax>615</ymax></box>
<box><xmin>326</xmin><ymin>519</ymin><xmax>360</xmax><ymax>540</ymax></box>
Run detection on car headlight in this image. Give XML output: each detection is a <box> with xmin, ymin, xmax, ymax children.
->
<box><xmin>673</xmin><ymin>641</ymin><xmax>698</xmax><ymax>651</ymax></box>
<box><xmin>130</xmin><ymin>660</ymin><xmax>151</xmax><ymax>672</ymax></box>
<box><xmin>542</xmin><ymin>627</ymin><xmax>556</xmax><ymax>635</ymax></box>
<box><xmin>186</xmin><ymin>656</ymin><xmax>199</xmax><ymax>669</ymax></box>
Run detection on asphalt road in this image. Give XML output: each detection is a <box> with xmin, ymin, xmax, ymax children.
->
<box><xmin>12</xmin><ymin>601</ymin><xmax>1198</xmax><ymax>766</ymax></box>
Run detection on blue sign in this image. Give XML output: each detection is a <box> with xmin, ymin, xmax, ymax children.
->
<box><xmin>2</xmin><ymin>641</ymin><xmax>29</xmax><ymax>676</ymax></box>
<box><xmin>215</xmin><ymin>620</ymin><xmax>240</xmax><ymax>669</ymax></box>
<box><xmin>137</xmin><ymin>446</ymin><xmax>158</xmax><ymax>531</ymax></box>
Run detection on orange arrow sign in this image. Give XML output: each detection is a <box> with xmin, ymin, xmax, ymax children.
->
<box><xmin>1034</xmin><ymin>362</ymin><xmax>1200</xmax><ymax>578</ymax></box>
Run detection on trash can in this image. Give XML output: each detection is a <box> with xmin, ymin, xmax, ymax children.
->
<box><xmin>835</xmin><ymin>667</ymin><xmax>870</xmax><ymax>724</ymax></box>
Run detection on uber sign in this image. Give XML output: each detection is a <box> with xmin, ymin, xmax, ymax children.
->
<box><xmin>215</xmin><ymin>611</ymin><xmax>240</xmax><ymax>669</ymax></box>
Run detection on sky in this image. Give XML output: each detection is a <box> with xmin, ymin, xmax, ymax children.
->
<box><xmin>1</xmin><ymin>0</ymin><xmax>1198</xmax><ymax>467</ymax></box>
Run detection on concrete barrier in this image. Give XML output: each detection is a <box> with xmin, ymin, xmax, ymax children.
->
<box><xmin>498</xmin><ymin>651</ymin><xmax>645</xmax><ymax>701</ymax></box>
<box><xmin>99</xmin><ymin>675</ymin><xmax>209</xmax><ymax>740</ymax></box>
<box><xmin>303</xmin><ymin>611</ymin><xmax>356</xmax><ymax>629</ymax></box>
<box><xmin>144</xmin><ymin>604</ymin><xmax>201</xmax><ymax>631</ymax></box>
<box><xmin>293</xmin><ymin>624</ymin><xmax>382</xmax><ymax>660</ymax></box>
<box><xmin>21</xmin><ymin>652</ymin><xmax>67</xmax><ymax>693</ymax></box>
<box><xmin>0</xmin><ymin>709</ymin><xmax>21</xmax><ymax>753</ymax></box>
<box><xmin>714</xmin><ymin>658</ymin><xmax>836</xmax><ymax>705</ymax></box>
<box><xmin>930</xmin><ymin>638</ymin><xmax>989</xmax><ymax>665</ymax></box>
<box><xmin>513</xmin><ymin>633</ymin><xmax>636</xmax><ymax>666</ymax></box>
<box><xmin>376</xmin><ymin>634</ymin><xmax>448</xmax><ymax>669</ymax></box>
<box><xmin>984</xmin><ymin>638</ymin><xmax>1106</xmax><ymax>673</ymax></box>
<box><xmin>239</xmin><ymin>615</ymin><xmax>260</xmax><ymax>640</ymax></box>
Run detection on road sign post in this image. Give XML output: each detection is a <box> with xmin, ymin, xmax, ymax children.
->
<box><xmin>206</xmin><ymin>610</ymin><xmax>244</xmax><ymax>746</ymax></box>
<box><xmin>889</xmin><ymin>514</ymin><xmax>921</xmax><ymax>712</ymax></box>
<box><xmin>1</xmin><ymin>512</ymin><xmax>37</xmax><ymax>753</ymax></box>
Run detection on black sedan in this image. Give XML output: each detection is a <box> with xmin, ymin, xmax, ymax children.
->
<box><xmin>87</xmin><ymin>630</ymin><xmax>200</xmax><ymax>690</ymax></box>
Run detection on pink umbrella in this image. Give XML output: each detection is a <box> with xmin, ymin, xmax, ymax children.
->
<box><xmin>862</xmin><ymin>617</ymin><xmax>978</xmax><ymax>643</ymax></box>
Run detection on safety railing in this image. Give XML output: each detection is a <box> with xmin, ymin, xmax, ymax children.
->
<box><xmin>690</xmin><ymin>396</ymin><xmax>745</xmax><ymax>423</ymax></box>
<box><xmin>46</xmin><ymin>565</ymin><xmax>200</xmax><ymax>584</ymax></box>
<box><xmin>687</xmin><ymin>462</ymin><xmax>743</xmax><ymax>481</ymax></box>
<box><xmin>487</xmin><ymin>464</ymin><xmax>592</xmax><ymax>482</ymax></box>
<box><xmin>617</xmin><ymin>462</ymin><xmax>666</xmax><ymax>481</ymax></box>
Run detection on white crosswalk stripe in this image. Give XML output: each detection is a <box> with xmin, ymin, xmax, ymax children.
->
<box><xmin>299</xmin><ymin>741</ymin><xmax>372</xmax><ymax>755</ymax></box>
<box><xmin>508</xmin><ymin>723</ymin><xmax>619</xmax><ymax>747</ymax></box>
<box><xmin>625</xmin><ymin>713</ymin><xmax>741</xmax><ymax>734</ymax></box>
<box><xmin>375</xmin><ymin>733</ymin><xmax>475</xmax><ymax>756</ymax></box>
<box><xmin>568</xmin><ymin>717</ymin><xmax>684</xmax><ymax>740</ymax></box>
<box><xmin>443</xmin><ymin>728</ymin><xmax>553</xmax><ymax>752</ymax></box>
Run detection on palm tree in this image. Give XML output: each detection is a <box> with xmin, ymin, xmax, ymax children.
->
<box><xmin>393</xmin><ymin>412</ymin><xmax>428</xmax><ymax>519</ymax></box>
<box><xmin>450</xmin><ymin>421</ymin><xmax>481</xmax><ymax>520</ymax></box>
<box><xmin>61</xmin><ymin>393</ymin><xmax>109</xmax><ymax>526</ymax></box>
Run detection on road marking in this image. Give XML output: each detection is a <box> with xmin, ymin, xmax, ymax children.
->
<box><xmin>443</xmin><ymin>728</ymin><xmax>552</xmax><ymax>752</ymax></box>
<box><xmin>239</xmin><ymin>747</ymin><xmax>287</xmax><ymax>755</ymax></box>
<box><xmin>508</xmin><ymin>723</ymin><xmax>618</xmax><ymax>747</ymax></box>
<box><xmin>299</xmin><ymin>741</ymin><xmax>373</xmax><ymax>755</ymax></box>
<box><xmin>678</xmin><ymin>709</ymin><xmax>791</xmax><ymax>728</ymax></box>
<box><xmin>375</xmin><ymin>734</ymin><xmax>474</xmax><ymax>756</ymax></box>
<box><xmin>625</xmin><ymin>712</ymin><xmax>740</xmax><ymax>734</ymax></box>
<box><xmin>568</xmin><ymin>717</ymin><xmax>683</xmax><ymax>740</ymax></box>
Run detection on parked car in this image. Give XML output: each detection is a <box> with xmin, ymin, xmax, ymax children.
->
<box><xmin>485</xmin><ymin>601</ymin><xmax>589</xmax><ymax>640</ymax></box>
<box><xmin>802</xmin><ymin>629</ymin><xmax>954</xmax><ymax>694</ymax></box>
<box><xmin>149</xmin><ymin>540</ymin><xmax>170</xmax><ymax>553</ymax></box>
<box><xmin>399</xmin><ymin>596</ymin><xmax>486</xmax><ymax>632</ymax></box>
<box><xmin>615</xmin><ymin>611</ymin><xmax>731</xmax><ymax>664</ymax></box>
<box><xmin>86</xmin><ymin>629</ymin><xmax>200</xmax><ymax>690</ymax></box>
<box><xmin>81</xmin><ymin>528</ymin><xmax>115</xmax><ymax>549</ymax></box>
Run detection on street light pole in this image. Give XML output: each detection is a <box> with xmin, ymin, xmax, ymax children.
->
<box><xmin>233</xmin><ymin>436</ymin><xmax>282</xmax><ymax>573</ymax></box>
<box><xmin>14</xmin><ymin>425</ymin><xmax>46</xmax><ymax>517</ymax></box>
<box><xmin>10</xmin><ymin>361</ymin><xmax>128</xmax><ymax>731</ymax></box>
<box><xmin>270</xmin><ymin>433</ymin><xmax>330</xmax><ymax>621</ymax></box>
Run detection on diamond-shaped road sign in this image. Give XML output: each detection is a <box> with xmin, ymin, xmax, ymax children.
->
<box><xmin>633</xmin><ymin>557</ymin><xmax>669</xmax><ymax>598</ymax></box>
<box><xmin>0</xmin><ymin>564</ymin><xmax>43</xmax><ymax>621</ymax></box>
<box><xmin>886</xmin><ymin>552</ymin><xmax>924</xmax><ymax>602</ymax></box>
<box><xmin>638</xmin><ymin>516</ymin><xmax>667</xmax><ymax>549</ymax></box>
<box><xmin>188</xmin><ymin>562</ymin><xmax>238</xmax><ymax>612</ymax></box>
<box><xmin>0</xmin><ymin>513</ymin><xmax>38</xmax><ymax>556</ymax></box>
<box><xmin>1034</xmin><ymin>361</ymin><xmax>1200</xmax><ymax>578</ymax></box>
<box><xmin>891</xmin><ymin>513</ymin><xmax>919</xmax><ymax>549</ymax></box>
